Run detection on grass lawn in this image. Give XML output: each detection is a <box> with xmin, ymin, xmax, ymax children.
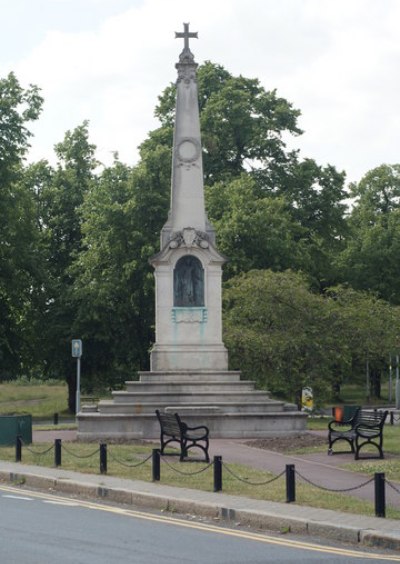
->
<box><xmin>0</xmin><ymin>381</ymin><xmax>69</xmax><ymax>420</ymax></box>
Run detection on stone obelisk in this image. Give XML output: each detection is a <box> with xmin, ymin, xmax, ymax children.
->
<box><xmin>149</xmin><ymin>23</ymin><xmax>228</xmax><ymax>372</ymax></box>
<box><xmin>77</xmin><ymin>25</ymin><xmax>307</xmax><ymax>441</ymax></box>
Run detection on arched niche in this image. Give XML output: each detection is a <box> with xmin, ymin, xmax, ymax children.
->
<box><xmin>173</xmin><ymin>255</ymin><xmax>204</xmax><ymax>307</ymax></box>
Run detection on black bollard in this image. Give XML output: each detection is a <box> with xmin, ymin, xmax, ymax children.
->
<box><xmin>213</xmin><ymin>456</ymin><xmax>222</xmax><ymax>492</ymax></box>
<box><xmin>53</xmin><ymin>413</ymin><xmax>59</xmax><ymax>425</ymax></box>
<box><xmin>54</xmin><ymin>439</ymin><xmax>62</xmax><ymax>467</ymax></box>
<box><xmin>15</xmin><ymin>435</ymin><xmax>22</xmax><ymax>463</ymax></box>
<box><xmin>286</xmin><ymin>464</ymin><xmax>296</xmax><ymax>503</ymax></box>
<box><xmin>375</xmin><ymin>472</ymin><xmax>386</xmax><ymax>518</ymax></box>
<box><xmin>100</xmin><ymin>443</ymin><xmax>107</xmax><ymax>474</ymax></box>
<box><xmin>152</xmin><ymin>449</ymin><xmax>160</xmax><ymax>481</ymax></box>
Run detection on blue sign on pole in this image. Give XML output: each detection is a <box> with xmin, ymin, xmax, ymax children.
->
<box><xmin>71</xmin><ymin>339</ymin><xmax>82</xmax><ymax>358</ymax></box>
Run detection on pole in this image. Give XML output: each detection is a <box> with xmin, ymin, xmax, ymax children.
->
<box><xmin>374</xmin><ymin>472</ymin><xmax>386</xmax><ymax>518</ymax></box>
<box><xmin>54</xmin><ymin>439</ymin><xmax>62</xmax><ymax>467</ymax></box>
<box><xmin>213</xmin><ymin>456</ymin><xmax>222</xmax><ymax>492</ymax></box>
<box><xmin>76</xmin><ymin>357</ymin><xmax>81</xmax><ymax>414</ymax></box>
<box><xmin>152</xmin><ymin>449</ymin><xmax>160</xmax><ymax>481</ymax></box>
<box><xmin>396</xmin><ymin>355</ymin><xmax>400</xmax><ymax>410</ymax></box>
<box><xmin>100</xmin><ymin>443</ymin><xmax>107</xmax><ymax>474</ymax></box>
<box><xmin>286</xmin><ymin>464</ymin><xmax>296</xmax><ymax>503</ymax></box>
<box><xmin>15</xmin><ymin>435</ymin><xmax>22</xmax><ymax>463</ymax></box>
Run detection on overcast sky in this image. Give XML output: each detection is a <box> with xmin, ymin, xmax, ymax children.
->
<box><xmin>1</xmin><ymin>0</ymin><xmax>399</xmax><ymax>186</ymax></box>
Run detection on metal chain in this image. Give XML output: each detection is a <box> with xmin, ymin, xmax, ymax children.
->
<box><xmin>386</xmin><ymin>480</ymin><xmax>400</xmax><ymax>495</ymax></box>
<box><xmin>23</xmin><ymin>444</ymin><xmax>54</xmax><ymax>456</ymax></box>
<box><xmin>296</xmin><ymin>470</ymin><xmax>375</xmax><ymax>492</ymax></box>
<box><xmin>108</xmin><ymin>451</ymin><xmax>152</xmax><ymax>468</ymax></box>
<box><xmin>61</xmin><ymin>444</ymin><xmax>100</xmax><ymax>459</ymax></box>
<box><xmin>222</xmin><ymin>462</ymin><xmax>286</xmax><ymax>486</ymax></box>
<box><xmin>160</xmin><ymin>456</ymin><xmax>213</xmax><ymax>475</ymax></box>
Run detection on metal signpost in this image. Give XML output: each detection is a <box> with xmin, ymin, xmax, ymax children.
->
<box><xmin>71</xmin><ymin>339</ymin><xmax>82</xmax><ymax>414</ymax></box>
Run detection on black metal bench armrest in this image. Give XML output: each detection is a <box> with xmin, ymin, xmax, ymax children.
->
<box><xmin>185</xmin><ymin>424</ymin><xmax>209</xmax><ymax>435</ymax></box>
<box><xmin>328</xmin><ymin>419</ymin><xmax>353</xmax><ymax>432</ymax></box>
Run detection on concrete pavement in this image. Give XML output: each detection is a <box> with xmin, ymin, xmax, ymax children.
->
<box><xmin>0</xmin><ymin>429</ymin><xmax>399</xmax><ymax>550</ymax></box>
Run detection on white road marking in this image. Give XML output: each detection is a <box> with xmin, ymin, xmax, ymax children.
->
<box><xmin>2</xmin><ymin>494</ymin><xmax>34</xmax><ymax>501</ymax></box>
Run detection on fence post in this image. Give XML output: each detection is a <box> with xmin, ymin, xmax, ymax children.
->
<box><xmin>152</xmin><ymin>449</ymin><xmax>160</xmax><ymax>481</ymax></box>
<box><xmin>213</xmin><ymin>455</ymin><xmax>222</xmax><ymax>492</ymax></box>
<box><xmin>15</xmin><ymin>435</ymin><xmax>22</xmax><ymax>462</ymax></box>
<box><xmin>53</xmin><ymin>413</ymin><xmax>59</xmax><ymax>425</ymax></box>
<box><xmin>54</xmin><ymin>438</ymin><xmax>62</xmax><ymax>467</ymax></box>
<box><xmin>286</xmin><ymin>464</ymin><xmax>296</xmax><ymax>503</ymax></box>
<box><xmin>100</xmin><ymin>443</ymin><xmax>107</xmax><ymax>474</ymax></box>
<box><xmin>375</xmin><ymin>472</ymin><xmax>386</xmax><ymax>518</ymax></box>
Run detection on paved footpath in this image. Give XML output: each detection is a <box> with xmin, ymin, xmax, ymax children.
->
<box><xmin>209</xmin><ymin>438</ymin><xmax>400</xmax><ymax>508</ymax></box>
<box><xmin>0</xmin><ymin>428</ymin><xmax>398</xmax><ymax>550</ymax></box>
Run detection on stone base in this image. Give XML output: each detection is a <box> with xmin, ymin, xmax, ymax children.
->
<box><xmin>77</xmin><ymin>411</ymin><xmax>307</xmax><ymax>440</ymax></box>
<box><xmin>77</xmin><ymin>369</ymin><xmax>307</xmax><ymax>440</ymax></box>
<box><xmin>150</xmin><ymin>344</ymin><xmax>229</xmax><ymax>371</ymax></box>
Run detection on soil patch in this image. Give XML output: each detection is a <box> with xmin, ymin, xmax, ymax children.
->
<box><xmin>245</xmin><ymin>433</ymin><xmax>327</xmax><ymax>453</ymax></box>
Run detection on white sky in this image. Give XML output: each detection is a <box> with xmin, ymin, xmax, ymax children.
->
<box><xmin>1</xmin><ymin>0</ymin><xmax>400</xmax><ymax>186</ymax></box>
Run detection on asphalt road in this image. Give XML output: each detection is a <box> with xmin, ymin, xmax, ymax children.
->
<box><xmin>0</xmin><ymin>485</ymin><xmax>399</xmax><ymax>564</ymax></box>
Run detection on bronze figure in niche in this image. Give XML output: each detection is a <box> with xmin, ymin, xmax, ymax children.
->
<box><xmin>174</xmin><ymin>255</ymin><xmax>204</xmax><ymax>307</ymax></box>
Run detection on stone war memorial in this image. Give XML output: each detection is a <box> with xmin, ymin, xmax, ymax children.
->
<box><xmin>77</xmin><ymin>24</ymin><xmax>307</xmax><ymax>440</ymax></box>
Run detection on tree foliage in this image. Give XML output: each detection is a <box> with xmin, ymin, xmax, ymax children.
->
<box><xmin>0</xmin><ymin>74</ymin><xmax>43</xmax><ymax>378</ymax></box>
<box><xmin>2</xmin><ymin>63</ymin><xmax>400</xmax><ymax>409</ymax></box>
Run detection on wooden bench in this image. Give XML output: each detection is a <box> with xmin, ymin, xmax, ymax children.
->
<box><xmin>155</xmin><ymin>410</ymin><xmax>210</xmax><ymax>462</ymax></box>
<box><xmin>328</xmin><ymin>408</ymin><xmax>388</xmax><ymax>460</ymax></box>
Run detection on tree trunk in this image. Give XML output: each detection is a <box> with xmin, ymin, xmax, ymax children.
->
<box><xmin>371</xmin><ymin>368</ymin><xmax>381</xmax><ymax>399</ymax></box>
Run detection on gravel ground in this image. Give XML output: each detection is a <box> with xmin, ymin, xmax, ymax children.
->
<box><xmin>245</xmin><ymin>433</ymin><xmax>327</xmax><ymax>453</ymax></box>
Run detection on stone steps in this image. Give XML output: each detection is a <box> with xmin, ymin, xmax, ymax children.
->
<box><xmin>137</xmin><ymin>371</ymin><xmax>242</xmax><ymax>383</ymax></box>
<box><xmin>124</xmin><ymin>381</ymin><xmax>258</xmax><ymax>393</ymax></box>
<box><xmin>95</xmin><ymin>399</ymin><xmax>286</xmax><ymax>415</ymax></box>
<box><xmin>78</xmin><ymin>369</ymin><xmax>307</xmax><ymax>439</ymax></box>
<box><xmin>111</xmin><ymin>390</ymin><xmax>271</xmax><ymax>404</ymax></box>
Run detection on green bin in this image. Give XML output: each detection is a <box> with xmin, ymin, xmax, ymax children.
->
<box><xmin>0</xmin><ymin>414</ymin><xmax>32</xmax><ymax>445</ymax></box>
<box><xmin>343</xmin><ymin>405</ymin><xmax>360</xmax><ymax>421</ymax></box>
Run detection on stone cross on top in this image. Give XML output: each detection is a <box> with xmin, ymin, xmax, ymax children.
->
<box><xmin>175</xmin><ymin>22</ymin><xmax>198</xmax><ymax>55</ymax></box>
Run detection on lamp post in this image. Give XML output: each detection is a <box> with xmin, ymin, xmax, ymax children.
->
<box><xmin>71</xmin><ymin>339</ymin><xmax>82</xmax><ymax>414</ymax></box>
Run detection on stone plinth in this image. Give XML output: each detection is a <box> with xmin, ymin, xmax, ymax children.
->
<box><xmin>77</xmin><ymin>370</ymin><xmax>307</xmax><ymax>440</ymax></box>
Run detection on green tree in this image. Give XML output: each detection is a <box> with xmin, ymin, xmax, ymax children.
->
<box><xmin>340</xmin><ymin>164</ymin><xmax>400</xmax><ymax>303</ymax></box>
<box><xmin>0</xmin><ymin>73</ymin><xmax>43</xmax><ymax>378</ymax></box>
<box><xmin>205</xmin><ymin>175</ymin><xmax>308</xmax><ymax>277</ymax></box>
<box><xmin>223</xmin><ymin>270</ymin><xmax>341</xmax><ymax>406</ymax></box>
<box><xmin>71</xmin><ymin>145</ymin><xmax>170</xmax><ymax>390</ymax></box>
<box><xmin>327</xmin><ymin>285</ymin><xmax>400</xmax><ymax>400</ymax></box>
<box><xmin>36</xmin><ymin>122</ymin><xmax>97</xmax><ymax>409</ymax></box>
